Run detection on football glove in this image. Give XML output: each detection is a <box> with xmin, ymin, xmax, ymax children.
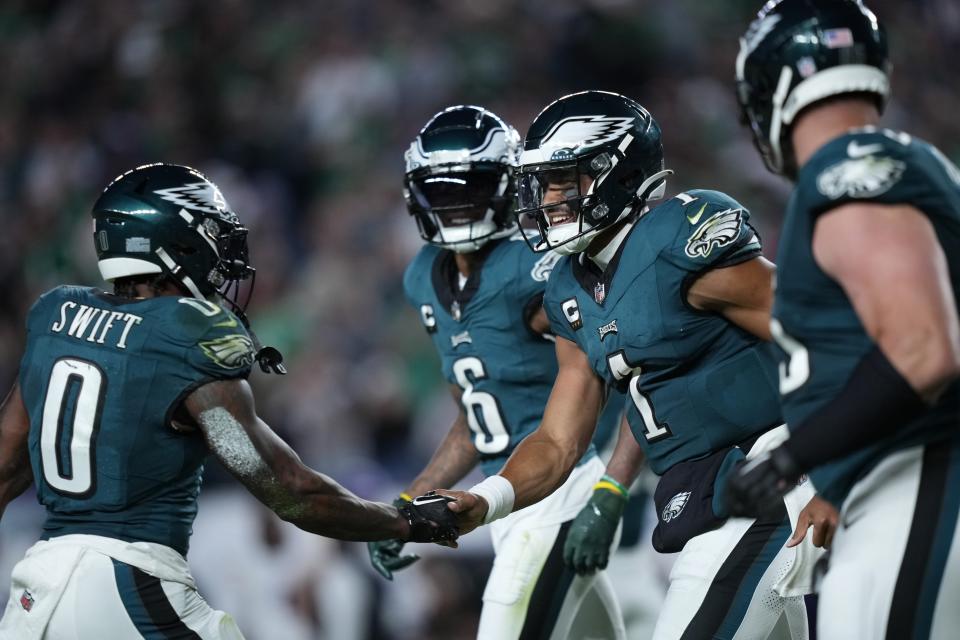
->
<box><xmin>400</xmin><ymin>493</ymin><xmax>459</xmax><ymax>543</ymax></box>
<box><xmin>563</xmin><ymin>487</ymin><xmax>626</xmax><ymax>575</ymax></box>
<box><xmin>724</xmin><ymin>446</ymin><xmax>803</xmax><ymax>518</ymax></box>
<box><xmin>368</xmin><ymin>498</ymin><xmax>420</xmax><ymax>581</ymax></box>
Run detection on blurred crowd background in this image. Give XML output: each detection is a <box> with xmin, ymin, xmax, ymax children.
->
<box><xmin>0</xmin><ymin>1</ymin><xmax>956</xmax><ymax>638</ymax></box>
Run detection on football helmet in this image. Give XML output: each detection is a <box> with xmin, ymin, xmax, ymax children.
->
<box><xmin>404</xmin><ymin>105</ymin><xmax>520</xmax><ymax>253</ymax></box>
<box><xmin>515</xmin><ymin>90</ymin><xmax>672</xmax><ymax>255</ymax></box>
<box><xmin>736</xmin><ymin>0</ymin><xmax>890</xmax><ymax>176</ymax></box>
<box><xmin>92</xmin><ymin>163</ymin><xmax>285</xmax><ymax>374</ymax></box>
<box><xmin>92</xmin><ymin>163</ymin><xmax>253</xmax><ymax>304</ymax></box>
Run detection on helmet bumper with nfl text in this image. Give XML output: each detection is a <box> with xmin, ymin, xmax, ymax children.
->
<box><xmin>736</xmin><ymin>0</ymin><xmax>890</xmax><ymax>177</ymax></box>
<box><xmin>404</xmin><ymin>105</ymin><xmax>520</xmax><ymax>253</ymax></box>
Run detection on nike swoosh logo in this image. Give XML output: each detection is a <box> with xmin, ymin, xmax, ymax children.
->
<box><xmin>847</xmin><ymin>141</ymin><xmax>884</xmax><ymax>158</ymax></box>
<box><xmin>687</xmin><ymin>203</ymin><xmax>708</xmax><ymax>225</ymax></box>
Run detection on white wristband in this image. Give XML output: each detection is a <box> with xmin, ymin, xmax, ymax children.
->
<box><xmin>468</xmin><ymin>475</ymin><xmax>516</xmax><ymax>524</ymax></box>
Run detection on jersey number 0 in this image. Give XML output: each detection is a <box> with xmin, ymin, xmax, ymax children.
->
<box><xmin>39</xmin><ymin>358</ymin><xmax>105</xmax><ymax>497</ymax></box>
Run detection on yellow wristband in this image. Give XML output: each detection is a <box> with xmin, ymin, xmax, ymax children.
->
<box><xmin>593</xmin><ymin>480</ymin><xmax>629</xmax><ymax>499</ymax></box>
<box><xmin>399</xmin><ymin>492</ymin><xmax>414</xmax><ymax>503</ymax></box>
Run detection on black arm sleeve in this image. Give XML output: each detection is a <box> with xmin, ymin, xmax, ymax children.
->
<box><xmin>783</xmin><ymin>346</ymin><xmax>926</xmax><ymax>470</ymax></box>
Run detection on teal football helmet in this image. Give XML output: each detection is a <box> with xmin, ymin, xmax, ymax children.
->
<box><xmin>92</xmin><ymin>163</ymin><xmax>285</xmax><ymax>374</ymax></box>
<box><xmin>404</xmin><ymin>105</ymin><xmax>520</xmax><ymax>253</ymax></box>
<box><xmin>515</xmin><ymin>91</ymin><xmax>672</xmax><ymax>255</ymax></box>
<box><xmin>736</xmin><ymin>0</ymin><xmax>890</xmax><ymax>176</ymax></box>
<box><xmin>92</xmin><ymin>163</ymin><xmax>253</xmax><ymax>304</ymax></box>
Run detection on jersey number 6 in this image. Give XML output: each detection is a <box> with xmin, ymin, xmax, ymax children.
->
<box><xmin>452</xmin><ymin>357</ymin><xmax>510</xmax><ymax>454</ymax></box>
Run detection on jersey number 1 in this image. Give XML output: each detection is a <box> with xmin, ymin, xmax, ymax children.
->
<box><xmin>39</xmin><ymin>358</ymin><xmax>105</xmax><ymax>497</ymax></box>
<box><xmin>452</xmin><ymin>357</ymin><xmax>510</xmax><ymax>454</ymax></box>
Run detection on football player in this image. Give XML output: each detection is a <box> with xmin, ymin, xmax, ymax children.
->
<box><xmin>433</xmin><ymin>91</ymin><xmax>819</xmax><ymax>639</ymax></box>
<box><xmin>726</xmin><ymin>1</ymin><xmax>960</xmax><ymax>637</ymax></box>
<box><xmin>0</xmin><ymin>163</ymin><xmax>456</xmax><ymax>639</ymax></box>
<box><xmin>369</xmin><ymin>105</ymin><xmax>627</xmax><ymax>639</ymax></box>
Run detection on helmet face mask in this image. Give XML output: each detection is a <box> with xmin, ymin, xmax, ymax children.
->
<box><xmin>92</xmin><ymin>163</ymin><xmax>255</xmax><ymax>314</ymax></box>
<box><xmin>514</xmin><ymin>91</ymin><xmax>671</xmax><ymax>255</ymax></box>
<box><xmin>736</xmin><ymin>0</ymin><xmax>890</xmax><ymax>177</ymax></box>
<box><xmin>404</xmin><ymin>106</ymin><xmax>520</xmax><ymax>253</ymax></box>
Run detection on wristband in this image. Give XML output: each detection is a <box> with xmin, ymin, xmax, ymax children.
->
<box><xmin>783</xmin><ymin>345</ymin><xmax>926</xmax><ymax>471</ymax></box>
<box><xmin>594</xmin><ymin>474</ymin><xmax>629</xmax><ymax>499</ymax></box>
<box><xmin>468</xmin><ymin>475</ymin><xmax>516</xmax><ymax>525</ymax></box>
<box><xmin>398</xmin><ymin>492</ymin><xmax>413</xmax><ymax>503</ymax></box>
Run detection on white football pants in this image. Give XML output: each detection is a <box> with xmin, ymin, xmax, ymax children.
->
<box><xmin>479</xmin><ymin>455</ymin><xmax>626</xmax><ymax>640</ymax></box>
<box><xmin>652</xmin><ymin>426</ymin><xmax>815</xmax><ymax>640</ymax></box>
<box><xmin>818</xmin><ymin>438</ymin><xmax>960</xmax><ymax>640</ymax></box>
<box><xmin>0</xmin><ymin>534</ymin><xmax>243</xmax><ymax>640</ymax></box>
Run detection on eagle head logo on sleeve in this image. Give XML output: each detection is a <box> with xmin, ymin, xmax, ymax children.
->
<box><xmin>684</xmin><ymin>208</ymin><xmax>744</xmax><ymax>259</ymax></box>
<box><xmin>816</xmin><ymin>155</ymin><xmax>906</xmax><ymax>200</ymax></box>
<box><xmin>199</xmin><ymin>334</ymin><xmax>256</xmax><ymax>369</ymax></box>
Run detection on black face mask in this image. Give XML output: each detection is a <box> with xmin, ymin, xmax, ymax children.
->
<box><xmin>408</xmin><ymin>171</ymin><xmax>502</xmax><ymax>225</ymax></box>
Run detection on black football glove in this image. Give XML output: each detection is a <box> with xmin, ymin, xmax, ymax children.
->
<box><xmin>368</xmin><ymin>498</ymin><xmax>421</xmax><ymax>580</ymax></box>
<box><xmin>399</xmin><ymin>493</ymin><xmax>459</xmax><ymax>544</ymax></box>
<box><xmin>724</xmin><ymin>446</ymin><xmax>803</xmax><ymax>518</ymax></box>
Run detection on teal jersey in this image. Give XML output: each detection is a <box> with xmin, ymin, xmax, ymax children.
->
<box><xmin>404</xmin><ymin>235</ymin><xmax>601</xmax><ymax>476</ymax></box>
<box><xmin>19</xmin><ymin>286</ymin><xmax>256</xmax><ymax>555</ymax></box>
<box><xmin>773</xmin><ymin>128</ymin><xmax>960</xmax><ymax>504</ymax></box>
<box><xmin>545</xmin><ymin>190</ymin><xmax>783</xmax><ymax>475</ymax></box>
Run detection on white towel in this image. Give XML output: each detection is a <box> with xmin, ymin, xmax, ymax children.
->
<box><xmin>744</xmin><ymin>425</ymin><xmax>826</xmax><ymax>597</ymax></box>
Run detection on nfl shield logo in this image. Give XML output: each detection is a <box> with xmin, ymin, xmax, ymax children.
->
<box><xmin>19</xmin><ymin>590</ymin><xmax>34</xmax><ymax>612</ymax></box>
<box><xmin>594</xmin><ymin>282</ymin><xmax>606</xmax><ymax>304</ymax></box>
<box><xmin>451</xmin><ymin>300</ymin><xmax>462</xmax><ymax>321</ymax></box>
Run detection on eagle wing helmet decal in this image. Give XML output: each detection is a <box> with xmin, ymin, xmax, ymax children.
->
<box><xmin>154</xmin><ymin>181</ymin><xmax>232</xmax><ymax>217</ymax></box>
<box><xmin>684</xmin><ymin>208</ymin><xmax>744</xmax><ymax>259</ymax></box>
<box><xmin>539</xmin><ymin>116</ymin><xmax>635</xmax><ymax>154</ymax></box>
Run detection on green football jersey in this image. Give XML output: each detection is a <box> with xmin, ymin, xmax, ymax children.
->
<box><xmin>773</xmin><ymin>128</ymin><xmax>960</xmax><ymax>504</ymax></box>
<box><xmin>404</xmin><ymin>234</ymin><xmax>610</xmax><ymax>476</ymax></box>
<box><xmin>19</xmin><ymin>286</ymin><xmax>256</xmax><ymax>555</ymax></box>
<box><xmin>544</xmin><ymin>190</ymin><xmax>783</xmax><ymax>475</ymax></box>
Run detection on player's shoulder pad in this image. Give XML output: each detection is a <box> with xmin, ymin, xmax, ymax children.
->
<box><xmin>494</xmin><ymin>233</ymin><xmax>563</xmax><ymax>297</ymax></box>
<box><xmin>169</xmin><ymin>298</ymin><xmax>256</xmax><ymax>373</ymax></box>
<box><xmin>665</xmin><ymin>189</ymin><xmax>759</xmax><ymax>269</ymax></box>
<box><xmin>402</xmin><ymin>244</ymin><xmax>440</xmax><ymax>306</ymax></box>
<box><xmin>25</xmin><ymin>285</ymin><xmax>88</xmax><ymax>326</ymax></box>
<box><xmin>801</xmin><ymin>128</ymin><xmax>913</xmax><ymax>215</ymax></box>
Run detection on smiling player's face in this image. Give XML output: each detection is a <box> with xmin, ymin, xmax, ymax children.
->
<box><xmin>541</xmin><ymin>169</ymin><xmax>595</xmax><ymax>227</ymax></box>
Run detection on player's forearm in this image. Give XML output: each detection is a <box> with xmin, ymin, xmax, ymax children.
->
<box><xmin>406</xmin><ymin>415</ymin><xmax>478</xmax><ymax>497</ymax></box>
<box><xmin>0</xmin><ymin>381</ymin><xmax>32</xmax><ymax>519</ymax></box>
<box><xmin>0</xmin><ymin>466</ymin><xmax>32</xmax><ymax>521</ymax></box>
<box><xmin>279</xmin><ymin>470</ymin><xmax>409</xmax><ymax>541</ymax></box>
<box><xmin>604</xmin><ymin>417</ymin><xmax>645</xmax><ymax>487</ymax></box>
<box><xmin>499</xmin><ymin>427</ymin><xmax>585</xmax><ymax>511</ymax></box>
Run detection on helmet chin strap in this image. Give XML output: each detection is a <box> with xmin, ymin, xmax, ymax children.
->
<box><xmin>547</xmin><ymin>169</ymin><xmax>673</xmax><ymax>256</ymax></box>
<box><xmin>154</xmin><ymin>247</ymin><xmax>205</xmax><ymax>300</ymax></box>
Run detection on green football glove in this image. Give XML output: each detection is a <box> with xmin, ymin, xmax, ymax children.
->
<box><xmin>368</xmin><ymin>497</ymin><xmax>421</xmax><ymax>580</ymax></box>
<box><xmin>563</xmin><ymin>479</ymin><xmax>628</xmax><ymax>575</ymax></box>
